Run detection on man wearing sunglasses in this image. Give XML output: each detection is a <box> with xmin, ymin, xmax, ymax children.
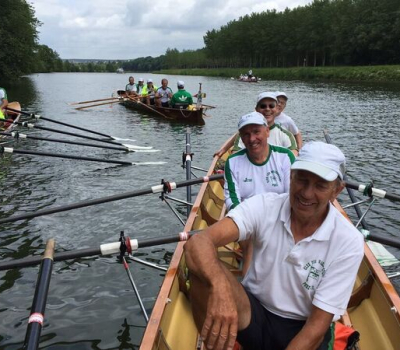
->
<box><xmin>254</xmin><ymin>92</ymin><xmax>298</xmax><ymax>156</ymax></box>
<box><xmin>275</xmin><ymin>91</ymin><xmax>303</xmax><ymax>149</ymax></box>
<box><xmin>224</xmin><ymin>111</ymin><xmax>295</xmax><ymax>273</ymax></box>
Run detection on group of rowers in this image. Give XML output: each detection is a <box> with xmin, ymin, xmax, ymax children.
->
<box><xmin>183</xmin><ymin>90</ymin><xmax>364</xmax><ymax>349</ymax></box>
<box><xmin>124</xmin><ymin>76</ymin><xmax>195</xmax><ymax>109</ymax></box>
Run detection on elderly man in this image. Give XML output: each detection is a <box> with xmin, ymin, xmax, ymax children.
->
<box><xmin>275</xmin><ymin>91</ymin><xmax>303</xmax><ymax>149</ymax></box>
<box><xmin>155</xmin><ymin>78</ymin><xmax>173</xmax><ymax>107</ymax></box>
<box><xmin>0</xmin><ymin>86</ymin><xmax>8</xmax><ymax>120</ymax></box>
<box><xmin>170</xmin><ymin>81</ymin><xmax>193</xmax><ymax>108</ymax></box>
<box><xmin>185</xmin><ymin>141</ymin><xmax>364</xmax><ymax>350</ymax></box>
<box><xmin>141</xmin><ymin>79</ymin><xmax>158</xmax><ymax>105</ymax></box>
<box><xmin>125</xmin><ymin>76</ymin><xmax>137</xmax><ymax>96</ymax></box>
<box><xmin>225</xmin><ymin>111</ymin><xmax>295</xmax><ymax>273</ymax></box>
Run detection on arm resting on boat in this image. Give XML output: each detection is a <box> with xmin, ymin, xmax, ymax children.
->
<box><xmin>285</xmin><ymin>306</ymin><xmax>333</xmax><ymax>350</ymax></box>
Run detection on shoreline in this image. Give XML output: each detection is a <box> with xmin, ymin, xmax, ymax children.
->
<box><xmin>154</xmin><ymin>65</ymin><xmax>400</xmax><ymax>83</ymax></box>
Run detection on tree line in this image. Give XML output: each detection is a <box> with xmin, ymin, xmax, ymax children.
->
<box><xmin>1</xmin><ymin>0</ymin><xmax>399</xmax><ymax>82</ymax></box>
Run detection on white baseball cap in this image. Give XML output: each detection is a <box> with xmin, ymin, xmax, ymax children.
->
<box><xmin>275</xmin><ymin>91</ymin><xmax>288</xmax><ymax>100</ymax></box>
<box><xmin>238</xmin><ymin>111</ymin><xmax>266</xmax><ymax>130</ymax></box>
<box><xmin>147</xmin><ymin>79</ymin><xmax>153</xmax><ymax>83</ymax></box>
<box><xmin>256</xmin><ymin>92</ymin><xmax>278</xmax><ymax>104</ymax></box>
<box><xmin>177</xmin><ymin>80</ymin><xmax>185</xmax><ymax>87</ymax></box>
<box><xmin>291</xmin><ymin>141</ymin><xmax>346</xmax><ymax>181</ymax></box>
<box><xmin>138</xmin><ymin>78</ymin><xmax>144</xmax><ymax>82</ymax></box>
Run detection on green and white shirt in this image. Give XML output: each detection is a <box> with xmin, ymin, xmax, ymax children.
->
<box><xmin>224</xmin><ymin>145</ymin><xmax>295</xmax><ymax>210</ymax></box>
<box><xmin>170</xmin><ymin>89</ymin><xmax>193</xmax><ymax>107</ymax></box>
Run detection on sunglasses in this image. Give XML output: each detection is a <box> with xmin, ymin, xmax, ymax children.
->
<box><xmin>258</xmin><ymin>103</ymin><xmax>276</xmax><ymax>109</ymax></box>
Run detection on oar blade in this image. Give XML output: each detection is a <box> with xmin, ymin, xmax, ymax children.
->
<box><xmin>131</xmin><ymin>161</ymin><xmax>167</xmax><ymax>165</ymax></box>
<box><xmin>123</xmin><ymin>144</ymin><xmax>153</xmax><ymax>150</ymax></box>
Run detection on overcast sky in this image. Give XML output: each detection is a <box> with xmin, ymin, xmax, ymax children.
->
<box><xmin>31</xmin><ymin>0</ymin><xmax>312</xmax><ymax>60</ymax></box>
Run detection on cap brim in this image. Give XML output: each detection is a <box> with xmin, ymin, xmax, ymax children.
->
<box><xmin>291</xmin><ymin>160</ymin><xmax>339</xmax><ymax>181</ymax></box>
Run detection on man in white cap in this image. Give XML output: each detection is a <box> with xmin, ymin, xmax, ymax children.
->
<box><xmin>185</xmin><ymin>141</ymin><xmax>364</xmax><ymax>350</ymax></box>
<box><xmin>170</xmin><ymin>80</ymin><xmax>193</xmax><ymax>108</ymax></box>
<box><xmin>275</xmin><ymin>91</ymin><xmax>303</xmax><ymax>149</ymax></box>
<box><xmin>224</xmin><ymin>111</ymin><xmax>295</xmax><ymax>273</ymax></box>
<box><xmin>0</xmin><ymin>85</ymin><xmax>8</xmax><ymax>122</ymax></box>
<box><xmin>136</xmin><ymin>78</ymin><xmax>145</xmax><ymax>95</ymax></box>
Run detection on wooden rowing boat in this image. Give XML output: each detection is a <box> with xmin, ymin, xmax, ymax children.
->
<box><xmin>1</xmin><ymin>102</ymin><xmax>21</xmax><ymax>135</ymax></box>
<box><xmin>116</xmin><ymin>91</ymin><xmax>205</xmax><ymax>125</ymax></box>
<box><xmin>139</xmin><ymin>139</ymin><xmax>400</xmax><ymax>350</ymax></box>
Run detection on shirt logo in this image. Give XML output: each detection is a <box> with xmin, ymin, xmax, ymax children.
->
<box><xmin>178</xmin><ymin>96</ymin><xmax>188</xmax><ymax>102</ymax></box>
<box><xmin>243</xmin><ymin>177</ymin><xmax>253</xmax><ymax>182</ymax></box>
<box><xmin>265</xmin><ymin>170</ymin><xmax>281</xmax><ymax>187</ymax></box>
<box><xmin>302</xmin><ymin>260</ymin><xmax>326</xmax><ymax>291</ymax></box>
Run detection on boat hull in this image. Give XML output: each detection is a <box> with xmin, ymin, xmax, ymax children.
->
<box><xmin>140</xmin><ymin>141</ymin><xmax>400</xmax><ymax>350</ymax></box>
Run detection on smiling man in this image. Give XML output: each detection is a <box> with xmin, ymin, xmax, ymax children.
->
<box><xmin>185</xmin><ymin>141</ymin><xmax>364</xmax><ymax>350</ymax></box>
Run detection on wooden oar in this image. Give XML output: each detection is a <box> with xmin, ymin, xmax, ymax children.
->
<box><xmin>75</xmin><ymin>99</ymin><xmax>122</xmax><ymax>110</ymax></box>
<box><xmin>201</xmin><ymin>103</ymin><xmax>216</xmax><ymax>109</ymax></box>
<box><xmin>0</xmin><ymin>146</ymin><xmax>165</xmax><ymax>166</ymax></box>
<box><xmin>0</xmin><ymin>174</ymin><xmax>224</xmax><ymax>225</ymax></box>
<box><xmin>0</xmin><ymin>131</ymin><xmax>158</xmax><ymax>153</ymax></box>
<box><xmin>23</xmin><ymin>239</ymin><xmax>55</xmax><ymax>350</ymax></box>
<box><xmin>70</xmin><ymin>97</ymin><xmax>120</xmax><ymax>105</ymax></box>
<box><xmin>4</xmin><ymin>119</ymin><xmax>152</xmax><ymax>150</ymax></box>
<box><xmin>0</xmin><ymin>231</ymin><xmax>201</xmax><ymax>271</ymax></box>
<box><xmin>5</xmin><ymin>106</ymin><xmax>134</xmax><ymax>141</ymax></box>
<box><xmin>127</xmin><ymin>96</ymin><xmax>171</xmax><ymax>120</ymax></box>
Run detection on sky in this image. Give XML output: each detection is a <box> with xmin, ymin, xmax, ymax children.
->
<box><xmin>30</xmin><ymin>0</ymin><xmax>312</xmax><ymax>60</ymax></box>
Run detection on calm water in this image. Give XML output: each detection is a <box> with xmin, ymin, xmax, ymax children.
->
<box><xmin>1</xmin><ymin>73</ymin><xmax>400</xmax><ymax>349</ymax></box>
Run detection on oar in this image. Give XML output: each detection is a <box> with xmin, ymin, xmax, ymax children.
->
<box><xmin>200</xmin><ymin>103</ymin><xmax>216</xmax><ymax>109</ymax></box>
<box><xmin>127</xmin><ymin>96</ymin><xmax>171</xmax><ymax>120</ymax></box>
<box><xmin>23</xmin><ymin>239</ymin><xmax>55</xmax><ymax>350</ymax></box>
<box><xmin>70</xmin><ymin>97</ymin><xmax>119</xmax><ymax>105</ymax></box>
<box><xmin>5</xmin><ymin>106</ymin><xmax>135</xmax><ymax>142</ymax></box>
<box><xmin>4</xmin><ymin>119</ymin><xmax>152</xmax><ymax>150</ymax></box>
<box><xmin>0</xmin><ymin>174</ymin><xmax>224</xmax><ymax>224</ymax></box>
<box><xmin>0</xmin><ymin>131</ymin><xmax>158</xmax><ymax>153</ymax></box>
<box><xmin>0</xmin><ymin>230</ymin><xmax>200</xmax><ymax>271</ymax></box>
<box><xmin>344</xmin><ymin>181</ymin><xmax>400</xmax><ymax>202</ymax></box>
<box><xmin>75</xmin><ymin>99</ymin><xmax>123</xmax><ymax>110</ymax></box>
<box><xmin>0</xmin><ymin>146</ymin><xmax>165</xmax><ymax>166</ymax></box>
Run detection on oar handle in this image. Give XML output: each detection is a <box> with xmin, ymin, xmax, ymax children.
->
<box><xmin>345</xmin><ymin>180</ymin><xmax>400</xmax><ymax>202</ymax></box>
<box><xmin>5</xmin><ymin>106</ymin><xmax>29</xmax><ymax>116</ymax></box>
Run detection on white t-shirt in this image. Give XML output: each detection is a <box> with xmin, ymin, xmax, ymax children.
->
<box><xmin>268</xmin><ymin>124</ymin><xmax>298</xmax><ymax>151</ymax></box>
<box><xmin>224</xmin><ymin>146</ymin><xmax>294</xmax><ymax>210</ymax></box>
<box><xmin>227</xmin><ymin>193</ymin><xmax>364</xmax><ymax>320</ymax></box>
<box><xmin>275</xmin><ymin>112</ymin><xmax>299</xmax><ymax>136</ymax></box>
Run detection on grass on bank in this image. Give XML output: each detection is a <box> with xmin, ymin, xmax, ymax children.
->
<box><xmin>156</xmin><ymin>65</ymin><xmax>400</xmax><ymax>82</ymax></box>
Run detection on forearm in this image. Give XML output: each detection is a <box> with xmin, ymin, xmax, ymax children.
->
<box><xmin>295</xmin><ymin>131</ymin><xmax>303</xmax><ymax>149</ymax></box>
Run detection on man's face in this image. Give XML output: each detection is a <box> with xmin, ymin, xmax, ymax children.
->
<box><xmin>239</xmin><ymin>124</ymin><xmax>269</xmax><ymax>160</ymax></box>
<box><xmin>162</xmin><ymin>79</ymin><xmax>168</xmax><ymax>88</ymax></box>
<box><xmin>129</xmin><ymin>77</ymin><xmax>134</xmax><ymax>84</ymax></box>
<box><xmin>256</xmin><ymin>98</ymin><xmax>278</xmax><ymax>125</ymax></box>
<box><xmin>277</xmin><ymin>97</ymin><xmax>287</xmax><ymax>113</ymax></box>
<box><xmin>139</xmin><ymin>81</ymin><xmax>144</xmax><ymax>86</ymax></box>
<box><xmin>290</xmin><ymin>170</ymin><xmax>343</xmax><ymax>222</ymax></box>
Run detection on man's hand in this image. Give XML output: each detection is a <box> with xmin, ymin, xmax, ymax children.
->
<box><xmin>201</xmin><ymin>283</ymin><xmax>238</xmax><ymax>350</ymax></box>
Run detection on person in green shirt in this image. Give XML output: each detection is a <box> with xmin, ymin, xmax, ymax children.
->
<box><xmin>170</xmin><ymin>81</ymin><xmax>193</xmax><ymax>108</ymax></box>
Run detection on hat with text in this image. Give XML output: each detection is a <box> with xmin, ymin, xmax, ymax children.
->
<box><xmin>275</xmin><ymin>91</ymin><xmax>288</xmax><ymax>100</ymax></box>
<box><xmin>147</xmin><ymin>79</ymin><xmax>153</xmax><ymax>83</ymax></box>
<box><xmin>291</xmin><ymin>141</ymin><xmax>346</xmax><ymax>181</ymax></box>
<box><xmin>138</xmin><ymin>78</ymin><xmax>144</xmax><ymax>82</ymax></box>
<box><xmin>177</xmin><ymin>80</ymin><xmax>185</xmax><ymax>87</ymax></box>
<box><xmin>256</xmin><ymin>92</ymin><xmax>278</xmax><ymax>104</ymax></box>
<box><xmin>238</xmin><ymin>111</ymin><xmax>266</xmax><ymax>130</ymax></box>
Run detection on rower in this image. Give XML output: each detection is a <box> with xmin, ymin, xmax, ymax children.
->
<box><xmin>136</xmin><ymin>78</ymin><xmax>145</xmax><ymax>95</ymax></box>
<box><xmin>155</xmin><ymin>79</ymin><xmax>173</xmax><ymax>107</ymax></box>
<box><xmin>224</xmin><ymin>111</ymin><xmax>295</xmax><ymax>274</ymax></box>
<box><xmin>125</xmin><ymin>76</ymin><xmax>138</xmax><ymax>96</ymax></box>
<box><xmin>184</xmin><ymin>141</ymin><xmax>364</xmax><ymax>350</ymax></box>
<box><xmin>141</xmin><ymin>79</ymin><xmax>158</xmax><ymax>105</ymax></box>
<box><xmin>275</xmin><ymin>91</ymin><xmax>303</xmax><ymax>149</ymax></box>
<box><xmin>170</xmin><ymin>81</ymin><xmax>193</xmax><ymax>109</ymax></box>
<box><xmin>0</xmin><ymin>86</ymin><xmax>8</xmax><ymax>128</ymax></box>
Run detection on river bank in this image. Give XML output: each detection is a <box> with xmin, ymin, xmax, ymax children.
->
<box><xmin>156</xmin><ymin>65</ymin><xmax>400</xmax><ymax>83</ymax></box>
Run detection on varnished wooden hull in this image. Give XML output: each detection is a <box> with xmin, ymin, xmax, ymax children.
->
<box><xmin>140</xmin><ymin>141</ymin><xmax>400</xmax><ymax>350</ymax></box>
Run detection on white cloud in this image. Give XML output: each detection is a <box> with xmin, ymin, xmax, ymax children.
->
<box><xmin>30</xmin><ymin>0</ymin><xmax>311</xmax><ymax>59</ymax></box>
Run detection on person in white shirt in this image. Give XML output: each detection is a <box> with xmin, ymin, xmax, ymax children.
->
<box><xmin>185</xmin><ymin>141</ymin><xmax>364</xmax><ymax>350</ymax></box>
<box><xmin>275</xmin><ymin>91</ymin><xmax>303</xmax><ymax>149</ymax></box>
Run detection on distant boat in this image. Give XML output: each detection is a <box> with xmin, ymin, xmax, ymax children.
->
<box><xmin>116</xmin><ymin>68</ymin><xmax>124</xmax><ymax>74</ymax></box>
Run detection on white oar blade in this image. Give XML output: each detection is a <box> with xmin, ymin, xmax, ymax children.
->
<box><xmin>131</xmin><ymin>161</ymin><xmax>167</xmax><ymax>165</ymax></box>
<box><xmin>123</xmin><ymin>143</ymin><xmax>153</xmax><ymax>150</ymax></box>
<box><xmin>129</xmin><ymin>149</ymin><xmax>160</xmax><ymax>153</ymax></box>
<box><xmin>111</xmin><ymin>137</ymin><xmax>137</xmax><ymax>142</ymax></box>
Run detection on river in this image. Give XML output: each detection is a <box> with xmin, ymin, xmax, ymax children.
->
<box><xmin>1</xmin><ymin>73</ymin><xmax>399</xmax><ymax>349</ymax></box>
